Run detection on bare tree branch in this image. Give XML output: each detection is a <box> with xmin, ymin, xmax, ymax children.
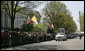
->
<box><xmin>7</xmin><ymin>1</ymin><xmax>11</xmax><ymax>17</ymax></box>
<box><xmin>15</xmin><ymin>7</ymin><xmax>26</xmax><ymax>13</ymax></box>
<box><xmin>11</xmin><ymin>1</ymin><xmax>13</xmax><ymax>19</ymax></box>
<box><xmin>14</xmin><ymin>1</ymin><xmax>19</xmax><ymax>13</ymax></box>
<box><xmin>2</xmin><ymin>2</ymin><xmax>11</xmax><ymax>18</ymax></box>
<box><xmin>13</xmin><ymin>1</ymin><xmax>19</xmax><ymax>19</ymax></box>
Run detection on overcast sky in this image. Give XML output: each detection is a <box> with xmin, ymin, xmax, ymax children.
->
<box><xmin>35</xmin><ymin>1</ymin><xmax>84</xmax><ymax>31</ymax></box>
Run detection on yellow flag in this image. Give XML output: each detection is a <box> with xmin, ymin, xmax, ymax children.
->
<box><xmin>51</xmin><ymin>24</ymin><xmax>54</xmax><ymax>29</ymax></box>
<box><xmin>31</xmin><ymin>16</ymin><xmax>37</xmax><ymax>24</ymax></box>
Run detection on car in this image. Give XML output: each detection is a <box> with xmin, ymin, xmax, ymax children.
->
<box><xmin>72</xmin><ymin>34</ymin><xmax>77</xmax><ymax>38</ymax></box>
<box><xmin>55</xmin><ymin>32</ymin><xmax>67</xmax><ymax>41</ymax></box>
<box><xmin>66</xmin><ymin>34</ymin><xmax>71</xmax><ymax>39</ymax></box>
<box><xmin>78</xmin><ymin>33</ymin><xmax>84</xmax><ymax>37</ymax></box>
<box><xmin>66</xmin><ymin>34</ymin><xmax>75</xmax><ymax>39</ymax></box>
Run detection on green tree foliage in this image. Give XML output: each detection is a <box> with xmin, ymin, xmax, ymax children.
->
<box><xmin>17</xmin><ymin>10</ymin><xmax>42</xmax><ymax>23</ymax></box>
<box><xmin>33</xmin><ymin>23</ymin><xmax>41</xmax><ymax>32</ymax></box>
<box><xmin>21</xmin><ymin>21</ymin><xmax>34</xmax><ymax>32</ymax></box>
<box><xmin>33</xmin><ymin>22</ymin><xmax>48</xmax><ymax>32</ymax></box>
<box><xmin>39</xmin><ymin>22</ymin><xmax>48</xmax><ymax>32</ymax></box>
<box><xmin>47</xmin><ymin>27</ymin><xmax>54</xmax><ymax>34</ymax></box>
<box><xmin>43</xmin><ymin>1</ymin><xmax>77</xmax><ymax>34</ymax></box>
<box><xmin>33</xmin><ymin>11</ymin><xmax>41</xmax><ymax>23</ymax></box>
<box><xmin>79</xmin><ymin>11</ymin><xmax>84</xmax><ymax>31</ymax></box>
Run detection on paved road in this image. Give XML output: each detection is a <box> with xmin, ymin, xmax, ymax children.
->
<box><xmin>1</xmin><ymin>36</ymin><xmax>84</xmax><ymax>50</ymax></box>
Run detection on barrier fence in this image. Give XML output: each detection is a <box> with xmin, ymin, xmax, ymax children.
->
<box><xmin>1</xmin><ymin>31</ymin><xmax>55</xmax><ymax>48</ymax></box>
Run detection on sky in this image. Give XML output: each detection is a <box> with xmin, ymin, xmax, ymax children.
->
<box><xmin>35</xmin><ymin>1</ymin><xmax>84</xmax><ymax>31</ymax></box>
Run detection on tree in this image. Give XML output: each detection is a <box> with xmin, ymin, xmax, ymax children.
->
<box><xmin>39</xmin><ymin>22</ymin><xmax>48</xmax><ymax>32</ymax></box>
<box><xmin>20</xmin><ymin>10</ymin><xmax>42</xmax><ymax>23</ymax></box>
<box><xmin>79</xmin><ymin>11</ymin><xmax>84</xmax><ymax>32</ymax></box>
<box><xmin>20</xmin><ymin>9</ymin><xmax>42</xmax><ymax>32</ymax></box>
<box><xmin>21</xmin><ymin>21</ymin><xmax>34</xmax><ymax>32</ymax></box>
<box><xmin>33</xmin><ymin>23</ymin><xmax>41</xmax><ymax>32</ymax></box>
<box><xmin>33</xmin><ymin>11</ymin><xmax>41</xmax><ymax>23</ymax></box>
<box><xmin>1</xmin><ymin>1</ymin><xmax>42</xmax><ymax>30</ymax></box>
<box><xmin>42</xmin><ymin>1</ymin><xmax>77</xmax><ymax>34</ymax></box>
<box><xmin>33</xmin><ymin>22</ymin><xmax>48</xmax><ymax>33</ymax></box>
<box><xmin>47</xmin><ymin>27</ymin><xmax>54</xmax><ymax>34</ymax></box>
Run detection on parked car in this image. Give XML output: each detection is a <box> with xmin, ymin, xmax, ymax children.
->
<box><xmin>55</xmin><ymin>28</ymin><xmax>67</xmax><ymax>41</ymax></box>
<box><xmin>78</xmin><ymin>33</ymin><xmax>84</xmax><ymax>37</ymax></box>
<box><xmin>66</xmin><ymin>34</ymin><xmax>74</xmax><ymax>39</ymax></box>
<box><xmin>72</xmin><ymin>34</ymin><xmax>78</xmax><ymax>38</ymax></box>
<box><xmin>66</xmin><ymin>34</ymin><xmax>71</xmax><ymax>39</ymax></box>
<box><xmin>55</xmin><ymin>32</ymin><xmax>67</xmax><ymax>41</ymax></box>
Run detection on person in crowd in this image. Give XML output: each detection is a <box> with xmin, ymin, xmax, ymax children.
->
<box><xmin>79</xmin><ymin>34</ymin><xmax>82</xmax><ymax>39</ymax></box>
<box><xmin>35</xmin><ymin>32</ymin><xmax>40</xmax><ymax>43</ymax></box>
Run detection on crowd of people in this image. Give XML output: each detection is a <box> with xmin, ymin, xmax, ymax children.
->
<box><xmin>1</xmin><ymin>29</ymin><xmax>55</xmax><ymax>48</ymax></box>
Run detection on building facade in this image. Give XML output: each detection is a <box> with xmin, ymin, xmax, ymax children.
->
<box><xmin>1</xmin><ymin>10</ymin><xmax>26</xmax><ymax>29</ymax></box>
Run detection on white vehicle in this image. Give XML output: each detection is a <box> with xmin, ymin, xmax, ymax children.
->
<box><xmin>55</xmin><ymin>28</ymin><xmax>67</xmax><ymax>41</ymax></box>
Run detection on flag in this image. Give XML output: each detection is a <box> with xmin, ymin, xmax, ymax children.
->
<box><xmin>31</xmin><ymin>16</ymin><xmax>37</xmax><ymax>24</ymax></box>
<box><xmin>27</xmin><ymin>19</ymin><xmax>29</xmax><ymax>24</ymax></box>
<box><xmin>49</xmin><ymin>24</ymin><xmax>54</xmax><ymax>29</ymax></box>
<box><xmin>51</xmin><ymin>24</ymin><xmax>54</xmax><ymax>29</ymax></box>
<box><xmin>27</xmin><ymin>16</ymin><xmax>31</xmax><ymax>24</ymax></box>
<box><xmin>49</xmin><ymin>25</ymin><xmax>52</xmax><ymax>29</ymax></box>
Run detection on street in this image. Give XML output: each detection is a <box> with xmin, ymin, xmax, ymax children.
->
<box><xmin>1</xmin><ymin>36</ymin><xmax>84</xmax><ymax>50</ymax></box>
